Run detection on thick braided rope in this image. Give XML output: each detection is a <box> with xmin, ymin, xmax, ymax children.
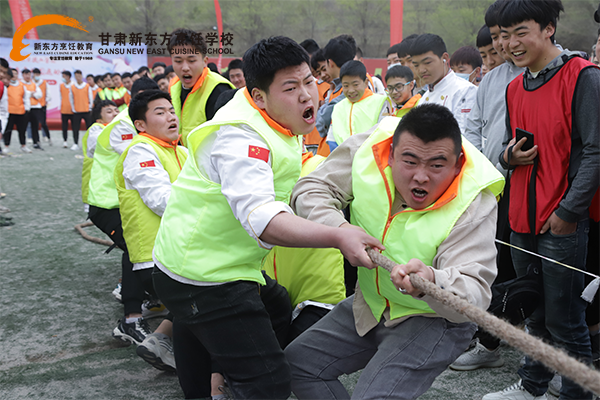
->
<box><xmin>74</xmin><ymin>221</ymin><xmax>114</xmax><ymax>247</ymax></box>
<box><xmin>367</xmin><ymin>248</ymin><xmax>600</xmax><ymax>396</ymax></box>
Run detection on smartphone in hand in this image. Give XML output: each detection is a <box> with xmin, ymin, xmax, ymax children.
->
<box><xmin>515</xmin><ymin>128</ymin><xmax>534</xmax><ymax>151</ymax></box>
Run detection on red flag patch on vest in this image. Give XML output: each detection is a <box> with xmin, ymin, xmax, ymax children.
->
<box><xmin>139</xmin><ymin>160</ymin><xmax>156</xmax><ymax>168</ymax></box>
<box><xmin>248</xmin><ymin>145</ymin><xmax>269</xmax><ymax>163</ymax></box>
<box><xmin>121</xmin><ymin>134</ymin><xmax>134</xmax><ymax>140</ymax></box>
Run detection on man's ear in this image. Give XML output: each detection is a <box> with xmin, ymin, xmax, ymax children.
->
<box><xmin>388</xmin><ymin>142</ymin><xmax>395</xmax><ymax>164</ymax></box>
<box><xmin>441</xmin><ymin>52</ymin><xmax>451</xmax><ymax>64</ymax></box>
<box><xmin>543</xmin><ymin>23</ymin><xmax>556</xmax><ymax>40</ymax></box>
<box><xmin>134</xmin><ymin>119</ymin><xmax>146</xmax><ymax>133</ymax></box>
<box><xmin>203</xmin><ymin>55</ymin><xmax>209</xmax><ymax>66</ymax></box>
<box><xmin>252</xmin><ymin>87</ymin><xmax>266</xmax><ymax>110</ymax></box>
<box><xmin>455</xmin><ymin>152</ymin><xmax>465</xmax><ymax>176</ymax></box>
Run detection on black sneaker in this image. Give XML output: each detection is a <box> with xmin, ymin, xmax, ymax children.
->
<box><xmin>33</xmin><ymin>143</ymin><xmax>43</xmax><ymax>150</ymax></box>
<box><xmin>112</xmin><ymin>318</ymin><xmax>151</xmax><ymax>346</ymax></box>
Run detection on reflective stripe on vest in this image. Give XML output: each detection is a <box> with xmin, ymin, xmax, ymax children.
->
<box><xmin>81</xmin><ymin>122</ymin><xmax>105</xmax><ymax>204</ymax></box>
<box><xmin>115</xmin><ymin>134</ymin><xmax>188</xmax><ymax>264</ymax></box>
<box><xmin>170</xmin><ymin>68</ymin><xmax>235</xmax><ymax>147</ymax></box>
<box><xmin>331</xmin><ymin>90</ymin><xmax>389</xmax><ymax>145</ymax></box>
<box><xmin>87</xmin><ymin>107</ymin><xmax>135</xmax><ymax>209</ymax></box>
<box><xmin>351</xmin><ymin>117</ymin><xmax>505</xmax><ymax>321</ymax></box>
<box><xmin>262</xmin><ymin>154</ymin><xmax>346</xmax><ymax>308</ymax></box>
<box><xmin>153</xmin><ymin>88</ymin><xmax>302</xmax><ymax>284</ymax></box>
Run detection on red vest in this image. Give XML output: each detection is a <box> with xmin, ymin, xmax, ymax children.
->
<box><xmin>507</xmin><ymin>57</ymin><xmax>599</xmax><ymax>233</ymax></box>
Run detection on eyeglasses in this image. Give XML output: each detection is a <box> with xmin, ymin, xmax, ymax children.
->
<box><xmin>386</xmin><ymin>81</ymin><xmax>413</xmax><ymax>93</ymax></box>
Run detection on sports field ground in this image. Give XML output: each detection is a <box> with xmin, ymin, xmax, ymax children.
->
<box><xmin>0</xmin><ymin>134</ymin><xmax>558</xmax><ymax>399</ymax></box>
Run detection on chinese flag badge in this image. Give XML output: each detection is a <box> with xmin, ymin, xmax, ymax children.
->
<box><xmin>121</xmin><ymin>134</ymin><xmax>134</xmax><ymax>140</ymax></box>
<box><xmin>248</xmin><ymin>145</ymin><xmax>270</xmax><ymax>163</ymax></box>
<box><xmin>139</xmin><ymin>160</ymin><xmax>156</xmax><ymax>168</ymax></box>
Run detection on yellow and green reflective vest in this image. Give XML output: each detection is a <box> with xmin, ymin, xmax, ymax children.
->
<box><xmin>331</xmin><ymin>90</ymin><xmax>390</xmax><ymax>145</ymax></box>
<box><xmin>351</xmin><ymin>117</ymin><xmax>504</xmax><ymax>322</ymax></box>
<box><xmin>262</xmin><ymin>154</ymin><xmax>346</xmax><ymax>308</ymax></box>
<box><xmin>170</xmin><ymin>67</ymin><xmax>235</xmax><ymax>147</ymax></box>
<box><xmin>153</xmin><ymin>88</ymin><xmax>302</xmax><ymax>284</ymax></box>
<box><xmin>81</xmin><ymin>122</ymin><xmax>105</xmax><ymax>204</ymax></box>
<box><xmin>87</xmin><ymin>107</ymin><xmax>135</xmax><ymax>209</ymax></box>
<box><xmin>115</xmin><ymin>134</ymin><xmax>188</xmax><ymax>264</ymax></box>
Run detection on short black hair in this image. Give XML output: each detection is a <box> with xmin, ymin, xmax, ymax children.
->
<box><xmin>94</xmin><ymin>75</ymin><xmax>103</xmax><ymax>83</ymax></box>
<box><xmin>339</xmin><ymin>60</ymin><xmax>366</xmax><ymax>81</ymax></box>
<box><xmin>22</xmin><ymin>68</ymin><xmax>31</xmax><ymax>74</ymax></box>
<box><xmin>152</xmin><ymin>62</ymin><xmax>166</xmax><ymax>70</ymax></box>
<box><xmin>410</xmin><ymin>34</ymin><xmax>447</xmax><ymax>58</ymax></box>
<box><xmin>323</xmin><ymin>38</ymin><xmax>354</xmax><ymax>69</ymax></box>
<box><xmin>153</xmin><ymin>73</ymin><xmax>167</xmax><ymax>83</ymax></box>
<box><xmin>138</xmin><ymin>66</ymin><xmax>150</xmax><ymax>74</ymax></box>
<box><xmin>86</xmin><ymin>73</ymin><xmax>94</xmax><ymax>79</ymax></box>
<box><xmin>207</xmin><ymin>62</ymin><xmax>219</xmax><ymax>74</ymax></box>
<box><xmin>310</xmin><ymin>48</ymin><xmax>326</xmax><ymax>71</ymax></box>
<box><xmin>0</xmin><ymin>58</ymin><xmax>8</xmax><ymax>69</ymax></box>
<box><xmin>498</xmin><ymin>0</ymin><xmax>564</xmax><ymax>43</ymax></box>
<box><xmin>6</xmin><ymin>69</ymin><xmax>13</xmax><ymax>78</ymax></box>
<box><xmin>485</xmin><ymin>0</ymin><xmax>506</xmax><ymax>28</ymax></box>
<box><xmin>476</xmin><ymin>25</ymin><xmax>493</xmax><ymax>48</ymax></box>
<box><xmin>122</xmin><ymin>72</ymin><xmax>132</xmax><ymax>79</ymax></box>
<box><xmin>385</xmin><ymin>65</ymin><xmax>414</xmax><ymax>83</ymax></box>
<box><xmin>129</xmin><ymin>89</ymin><xmax>172</xmax><ymax>132</ymax></box>
<box><xmin>334</xmin><ymin>34</ymin><xmax>357</xmax><ymax>55</ymax></box>
<box><xmin>74</xmin><ymin>69</ymin><xmax>82</xmax><ymax>75</ymax></box>
<box><xmin>165</xmin><ymin>65</ymin><xmax>174</xmax><ymax>75</ymax></box>
<box><xmin>243</xmin><ymin>36</ymin><xmax>310</xmax><ymax>94</ymax></box>
<box><xmin>168</xmin><ymin>28</ymin><xmax>208</xmax><ymax>56</ymax></box>
<box><xmin>111</xmin><ymin>72</ymin><xmax>121</xmax><ymax>78</ymax></box>
<box><xmin>131</xmin><ymin>76</ymin><xmax>159</xmax><ymax>98</ymax></box>
<box><xmin>450</xmin><ymin>46</ymin><xmax>483</xmax><ymax>69</ymax></box>
<box><xmin>386</xmin><ymin>43</ymin><xmax>401</xmax><ymax>57</ymax></box>
<box><xmin>92</xmin><ymin>99</ymin><xmax>117</xmax><ymax>121</ymax></box>
<box><xmin>397</xmin><ymin>34</ymin><xmax>419</xmax><ymax>58</ymax></box>
<box><xmin>62</xmin><ymin>70</ymin><xmax>72</xmax><ymax>78</ymax></box>
<box><xmin>32</xmin><ymin>68</ymin><xmax>41</xmax><ymax>74</ymax></box>
<box><xmin>300</xmin><ymin>39</ymin><xmax>320</xmax><ymax>55</ymax></box>
<box><xmin>228</xmin><ymin>59</ymin><xmax>243</xmax><ymax>71</ymax></box>
<box><xmin>393</xmin><ymin>104</ymin><xmax>462</xmax><ymax>158</ymax></box>
<box><xmin>102</xmin><ymin>72</ymin><xmax>111</xmax><ymax>80</ymax></box>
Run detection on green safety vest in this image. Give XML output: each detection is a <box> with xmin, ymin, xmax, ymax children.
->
<box><xmin>114</xmin><ymin>134</ymin><xmax>188</xmax><ymax>264</ymax></box>
<box><xmin>113</xmin><ymin>86</ymin><xmax>128</xmax><ymax>111</ymax></box>
<box><xmin>81</xmin><ymin>122</ymin><xmax>105</xmax><ymax>204</ymax></box>
<box><xmin>262</xmin><ymin>154</ymin><xmax>346</xmax><ymax>308</ymax></box>
<box><xmin>153</xmin><ymin>88</ymin><xmax>302</xmax><ymax>284</ymax></box>
<box><xmin>351</xmin><ymin>117</ymin><xmax>504</xmax><ymax>322</ymax></box>
<box><xmin>170</xmin><ymin>68</ymin><xmax>235</xmax><ymax>147</ymax></box>
<box><xmin>87</xmin><ymin>107</ymin><xmax>135</xmax><ymax>209</ymax></box>
<box><xmin>331</xmin><ymin>92</ymin><xmax>390</xmax><ymax>145</ymax></box>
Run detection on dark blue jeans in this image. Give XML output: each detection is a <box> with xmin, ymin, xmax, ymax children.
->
<box><xmin>511</xmin><ymin>219</ymin><xmax>592</xmax><ymax>400</ymax></box>
<box><xmin>152</xmin><ymin>267</ymin><xmax>292</xmax><ymax>400</ymax></box>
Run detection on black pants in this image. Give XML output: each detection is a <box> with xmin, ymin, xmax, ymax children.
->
<box><xmin>3</xmin><ymin>113</ymin><xmax>28</xmax><ymax>146</ymax></box>
<box><xmin>88</xmin><ymin>206</ymin><xmax>145</xmax><ymax>316</ymax></box>
<box><xmin>27</xmin><ymin>110</ymin><xmax>40</xmax><ymax>145</ymax></box>
<box><xmin>153</xmin><ymin>268</ymin><xmax>292</xmax><ymax>400</ymax></box>
<box><xmin>287</xmin><ymin>305</ymin><xmax>330</xmax><ymax>347</ymax></box>
<box><xmin>61</xmin><ymin>113</ymin><xmax>79</xmax><ymax>144</ymax></box>
<box><xmin>74</xmin><ymin>111</ymin><xmax>91</xmax><ymax>131</ymax></box>
<box><xmin>31</xmin><ymin>107</ymin><xmax>50</xmax><ymax>139</ymax></box>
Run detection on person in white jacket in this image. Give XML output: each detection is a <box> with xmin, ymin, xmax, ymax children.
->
<box><xmin>411</xmin><ymin>34</ymin><xmax>477</xmax><ymax>135</ymax></box>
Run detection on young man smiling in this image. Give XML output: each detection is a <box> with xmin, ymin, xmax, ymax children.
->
<box><xmin>167</xmin><ymin>28</ymin><xmax>234</xmax><ymax>147</ymax></box>
<box><xmin>412</xmin><ymin>33</ymin><xmax>478</xmax><ymax>134</ymax></box>
<box><xmin>151</xmin><ymin>36</ymin><xmax>382</xmax><ymax>400</ymax></box>
<box><xmin>482</xmin><ymin>1</ymin><xmax>600</xmax><ymax>399</ymax></box>
<box><xmin>286</xmin><ymin>104</ymin><xmax>504</xmax><ymax>400</ymax></box>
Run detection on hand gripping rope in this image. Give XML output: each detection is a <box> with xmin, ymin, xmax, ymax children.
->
<box><xmin>366</xmin><ymin>248</ymin><xmax>600</xmax><ymax>397</ymax></box>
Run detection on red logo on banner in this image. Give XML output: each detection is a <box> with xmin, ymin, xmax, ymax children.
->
<box><xmin>248</xmin><ymin>145</ymin><xmax>269</xmax><ymax>163</ymax></box>
<box><xmin>139</xmin><ymin>160</ymin><xmax>156</xmax><ymax>168</ymax></box>
<box><xmin>121</xmin><ymin>134</ymin><xmax>133</xmax><ymax>141</ymax></box>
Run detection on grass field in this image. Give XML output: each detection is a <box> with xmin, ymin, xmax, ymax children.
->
<box><xmin>0</xmin><ymin>134</ymin><xmax>559</xmax><ymax>400</ymax></box>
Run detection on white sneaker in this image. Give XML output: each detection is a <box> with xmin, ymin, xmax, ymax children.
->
<box><xmin>70</xmin><ymin>143</ymin><xmax>79</xmax><ymax>151</ymax></box>
<box><xmin>141</xmin><ymin>299</ymin><xmax>169</xmax><ymax>319</ymax></box>
<box><xmin>450</xmin><ymin>340</ymin><xmax>504</xmax><ymax>371</ymax></box>
<box><xmin>63</xmin><ymin>141</ymin><xmax>68</xmax><ymax>148</ymax></box>
<box><xmin>482</xmin><ymin>381</ymin><xmax>548</xmax><ymax>400</ymax></box>
<box><xmin>547</xmin><ymin>374</ymin><xmax>561</xmax><ymax>397</ymax></box>
<box><xmin>20</xmin><ymin>146</ymin><xmax>32</xmax><ymax>153</ymax></box>
<box><xmin>136</xmin><ymin>333</ymin><xmax>176</xmax><ymax>372</ymax></box>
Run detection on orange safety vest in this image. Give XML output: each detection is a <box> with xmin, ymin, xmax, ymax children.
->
<box><xmin>72</xmin><ymin>83</ymin><xmax>91</xmax><ymax>113</ymax></box>
<box><xmin>60</xmin><ymin>83</ymin><xmax>73</xmax><ymax>114</ymax></box>
<box><xmin>31</xmin><ymin>80</ymin><xmax>47</xmax><ymax>107</ymax></box>
<box><xmin>7</xmin><ymin>82</ymin><xmax>26</xmax><ymax>115</ymax></box>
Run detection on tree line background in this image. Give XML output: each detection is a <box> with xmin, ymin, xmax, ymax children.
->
<box><xmin>2</xmin><ymin>0</ymin><xmax>598</xmax><ymax>59</ymax></box>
